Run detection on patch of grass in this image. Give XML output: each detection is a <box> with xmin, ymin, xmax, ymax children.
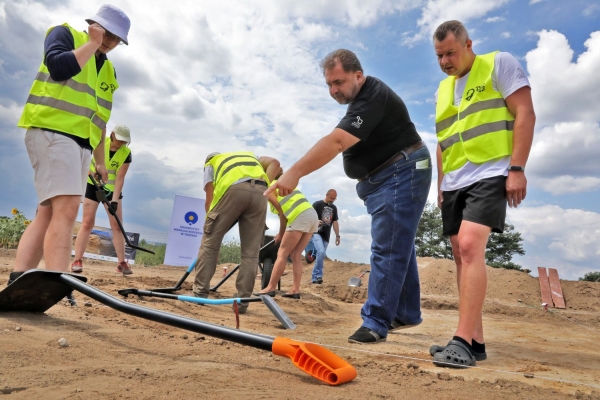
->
<box><xmin>135</xmin><ymin>240</ymin><xmax>167</xmax><ymax>266</ymax></box>
<box><xmin>0</xmin><ymin>208</ymin><xmax>31</xmax><ymax>249</ymax></box>
<box><xmin>219</xmin><ymin>240</ymin><xmax>241</xmax><ymax>264</ymax></box>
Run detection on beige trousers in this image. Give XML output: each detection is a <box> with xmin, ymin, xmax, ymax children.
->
<box><xmin>193</xmin><ymin>181</ymin><xmax>268</xmax><ymax>309</ymax></box>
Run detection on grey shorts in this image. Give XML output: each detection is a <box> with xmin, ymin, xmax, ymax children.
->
<box><xmin>24</xmin><ymin>128</ymin><xmax>92</xmax><ymax>205</ymax></box>
<box><xmin>286</xmin><ymin>208</ymin><xmax>319</xmax><ymax>233</ymax></box>
<box><xmin>442</xmin><ymin>175</ymin><xmax>507</xmax><ymax>236</ymax></box>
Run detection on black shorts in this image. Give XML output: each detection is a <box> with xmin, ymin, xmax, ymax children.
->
<box><xmin>441</xmin><ymin>175</ymin><xmax>507</xmax><ymax>236</ymax></box>
<box><xmin>84</xmin><ymin>182</ymin><xmax>123</xmax><ymax>202</ymax></box>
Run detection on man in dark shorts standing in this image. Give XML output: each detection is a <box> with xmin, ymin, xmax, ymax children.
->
<box><xmin>8</xmin><ymin>4</ymin><xmax>130</xmax><ymax>285</ymax></box>
<box><xmin>266</xmin><ymin>49</ymin><xmax>432</xmax><ymax>343</ymax></box>
<box><xmin>309</xmin><ymin>189</ymin><xmax>340</xmax><ymax>284</ymax></box>
<box><xmin>430</xmin><ymin>20</ymin><xmax>535</xmax><ymax>367</ymax></box>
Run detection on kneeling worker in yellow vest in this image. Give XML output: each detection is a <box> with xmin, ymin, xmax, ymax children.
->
<box><xmin>8</xmin><ymin>4</ymin><xmax>131</xmax><ymax>286</ymax></box>
<box><xmin>254</xmin><ymin>169</ymin><xmax>318</xmax><ymax>299</ymax></box>
<box><xmin>72</xmin><ymin>125</ymin><xmax>133</xmax><ymax>275</ymax></box>
<box><xmin>193</xmin><ymin>151</ymin><xmax>283</xmax><ymax>314</ymax></box>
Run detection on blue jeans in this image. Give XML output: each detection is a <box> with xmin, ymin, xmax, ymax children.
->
<box><xmin>310</xmin><ymin>234</ymin><xmax>329</xmax><ymax>281</ymax></box>
<box><xmin>356</xmin><ymin>146</ymin><xmax>431</xmax><ymax>337</ymax></box>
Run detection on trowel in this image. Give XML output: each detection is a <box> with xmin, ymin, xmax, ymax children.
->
<box><xmin>347</xmin><ymin>270</ymin><xmax>369</xmax><ymax>287</ymax></box>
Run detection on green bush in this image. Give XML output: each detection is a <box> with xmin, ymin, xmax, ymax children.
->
<box><xmin>134</xmin><ymin>239</ymin><xmax>167</xmax><ymax>266</ymax></box>
<box><xmin>579</xmin><ymin>271</ymin><xmax>600</xmax><ymax>282</ymax></box>
<box><xmin>0</xmin><ymin>208</ymin><xmax>31</xmax><ymax>249</ymax></box>
<box><xmin>219</xmin><ymin>240</ymin><xmax>241</xmax><ymax>264</ymax></box>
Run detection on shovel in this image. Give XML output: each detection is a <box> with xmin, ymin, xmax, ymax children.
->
<box><xmin>347</xmin><ymin>270</ymin><xmax>369</xmax><ymax>287</ymax></box>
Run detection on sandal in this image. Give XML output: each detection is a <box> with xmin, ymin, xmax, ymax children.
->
<box><xmin>432</xmin><ymin>340</ymin><xmax>476</xmax><ymax>368</ymax></box>
<box><xmin>430</xmin><ymin>343</ymin><xmax>487</xmax><ymax>361</ymax></box>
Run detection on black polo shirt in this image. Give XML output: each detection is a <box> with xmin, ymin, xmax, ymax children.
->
<box><xmin>337</xmin><ymin>76</ymin><xmax>422</xmax><ymax>179</ymax></box>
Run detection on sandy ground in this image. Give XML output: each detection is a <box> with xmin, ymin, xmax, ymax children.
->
<box><xmin>1</xmin><ymin>249</ymin><xmax>599</xmax><ymax>399</ymax></box>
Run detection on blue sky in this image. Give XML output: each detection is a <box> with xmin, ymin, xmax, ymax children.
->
<box><xmin>1</xmin><ymin>0</ymin><xmax>599</xmax><ymax>279</ymax></box>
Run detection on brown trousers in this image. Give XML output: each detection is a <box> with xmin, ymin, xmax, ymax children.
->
<box><xmin>193</xmin><ymin>181</ymin><xmax>267</xmax><ymax>308</ymax></box>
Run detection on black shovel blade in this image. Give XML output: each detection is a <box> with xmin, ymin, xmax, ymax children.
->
<box><xmin>0</xmin><ymin>270</ymin><xmax>87</xmax><ymax>312</ymax></box>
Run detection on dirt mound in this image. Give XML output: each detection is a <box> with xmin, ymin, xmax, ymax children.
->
<box><xmin>1</xmin><ymin>250</ymin><xmax>600</xmax><ymax>398</ymax></box>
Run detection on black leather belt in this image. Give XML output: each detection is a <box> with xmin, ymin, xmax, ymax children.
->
<box><xmin>357</xmin><ymin>141</ymin><xmax>425</xmax><ymax>182</ymax></box>
<box><xmin>245</xmin><ymin>179</ymin><xmax>268</xmax><ymax>187</ymax></box>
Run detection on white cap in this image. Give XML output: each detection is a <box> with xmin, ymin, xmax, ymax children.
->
<box><xmin>113</xmin><ymin>125</ymin><xmax>131</xmax><ymax>143</ymax></box>
<box><xmin>205</xmin><ymin>152</ymin><xmax>220</xmax><ymax>163</ymax></box>
<box><xmin>86</xmin><ymin>4</ymin><xmax>131</xmax><ymax>45</ymax></box>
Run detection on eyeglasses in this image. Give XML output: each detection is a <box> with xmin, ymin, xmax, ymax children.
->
<box><xmin>104</xmin><ymin>30</ymin><xmax>123</xmax><ymax>46</ymax></box>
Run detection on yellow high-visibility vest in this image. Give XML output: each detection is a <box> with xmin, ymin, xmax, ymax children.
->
<box><xmin>18</xmin><ymin>23</ymin><xmax>118</xmax><ymax>149</ymax></box>
<box><xmin>269</xmin><ymin>180</ymin><xmax>312</xmax><ymax>226</ymax></box>
<box><xmin>88</xmin><ymin>137</ymin><xmax>131</xmax><ymax>192</ymax></box>
<box><xmin>206</xmin><ymin>151</ymin><xmax>269</xmax><ymax>212</ymax></box>
<box><xmin>435</xmin><ymin>52</ymin><xmax>514</xmax><ymax>173</ymax></box>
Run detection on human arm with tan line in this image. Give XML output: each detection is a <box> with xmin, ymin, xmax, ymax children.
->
<box><xmin>264</xmin><ymin>128</ymin><xmax>360</xmax><ymax>197</ymax></box>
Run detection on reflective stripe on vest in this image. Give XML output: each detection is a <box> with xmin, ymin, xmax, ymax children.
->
<box><xmin>435</xmin><ymin>52</ymin><xmax>514</xmax><ymax>173</ymax></box>
<box><xmin>17</xmin><ymin>23</ymin><xmax>118</xmax><ymax>149</ymax></box>
<box><xmin>206</xmin><ymin>151</ymin><xmax>269</xmax><ymax>212</ymax></box>
<box><xmin>88</xmin><ymin>137</ymin><xmax>131</xmax><ymax>191</ymax></box>
<box><xmin>269</xmin><ymin>184</ymin><xmax>312</xmax><ymax>226</ymax></box>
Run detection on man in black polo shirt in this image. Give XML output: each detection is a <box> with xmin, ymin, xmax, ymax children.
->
<box><xmin>266</xmin><ymin>49</ymin><xmax>432</xmax><ymax>344</ymax></box>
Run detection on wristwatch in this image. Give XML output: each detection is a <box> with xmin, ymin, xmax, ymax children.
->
<box><xmin>508</xmin><ymin>165</ymin><xmax>525</xmax><ymax>172</ymax></box>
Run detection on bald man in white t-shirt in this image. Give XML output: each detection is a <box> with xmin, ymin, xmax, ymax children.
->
<box><xmin>430</xmin><ymin>20</ymin><xmax>535</xmax><ymax>368</ymax></box>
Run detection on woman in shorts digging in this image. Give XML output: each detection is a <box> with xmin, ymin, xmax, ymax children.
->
<box><xmin>71</xmin><ymin>125</ymin><xmax>133</xmax><ymax>275</ymax></box>
<box><xmin>254</xmin><ymin>169</ymin><xmax>318</xmax><ymax>299</ymax></box>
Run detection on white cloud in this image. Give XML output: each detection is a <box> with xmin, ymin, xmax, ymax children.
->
<box><xmin>402</xmin><ymin>0</ymin><xmax>510</xmax><ymax>46</ymax></box>
<box><xmin>526</xmin><ymin>30</ymin><xmax>600</xmax><ymax>125</ymax></box>
<box><xmin>508</xmin><ymin>205</ymin><xmax>600</xmax><ymax>279</ymax></box>
<box><xmin>501</xmin><ymin>31</ymin><xmax>511</xmax><ymax>38</ymax></box>
<box><xmin>529</xmin><ymin>0</ymin><xmax>544</xmax><ymax>4</ymax></box>
<box><xmin>527</xmin><ymin>122</ymin><xmax>600</xmax><ymax>193</ymax></box>
<box><xmin>583</xmin><ymin>4</ymin><xmax>600</xmax><ymax>17</ymax></box>
<box><xmin>486</xmin><ymin>16</ymin><xmax>505</xmax><ymax>22</ymax></box>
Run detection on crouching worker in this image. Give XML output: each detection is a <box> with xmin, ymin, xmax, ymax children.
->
<box><xmin>255</xmin><ymin>169</ymin><xmax>318</xmax><ymax>299</ymax></box>
<box><xmin>72</xmin><ymin>125</ymin><xmax>133</xmax><ymax>275</ymax></box>
<box><xmin>193</xmin><ymin>151</ymin><xmax>281</xmax><ymax>314</ymax></box>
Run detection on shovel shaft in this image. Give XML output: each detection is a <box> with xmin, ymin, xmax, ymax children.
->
<box><xmin>61</xmin><ymin>274</ymin><xmax>274</xmax><ymax>350</ymax></box>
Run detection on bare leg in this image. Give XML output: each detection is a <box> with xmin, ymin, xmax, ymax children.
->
<box><xmin>287</xmin><ymin>232</ymin><xmax>314</xmax><ymax>294</ymax></box>
<box><xmin>73</xmin><ymin>199</ymin><xmax>100</xmax><ymax>260</ymax></box>
<box><xmin>259</xmin><ymin>230</ymin><xmax>303</xmax><ymax>293</ymax></box>
<box><xmin>452</xmin><ymin>221</ymin><xmax>490</xmax><ymax>344</ymax></box>
<box><xmin>14</xmin><ymin>205</ymin><xmax>52</xmax><ymax>272</ymax></box>
<box><xmin>106</xmin><ymin>202</ymin><xmax>126</xmax><ymax>262</ymax></box>
<box><xmin>42</xmin><ymin>195</ymin><xmax>82</xmax><ymax>271</ymax></box>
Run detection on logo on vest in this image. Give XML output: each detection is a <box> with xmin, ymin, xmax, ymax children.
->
<box><xmin>351</xmin><ymin>116</ymin><xmax>363</xmax><ymax>129</ymax></box>
<box><xmin>465</xmin><ymin>85</ymin><xmax>485</xmax><ymax>101</ymax></box>
<box><xmin>110</xmin><ymin>160</ymin><xmax>119</xmax><ymax>168</ymax></box>
<box><xmin>184</xmin><ymin>211</ymin><xmax>199</xmax><ymax>225</ymax></box>
<box><xmin>99</xmin><ymin>82</ymin><xmax>116</xmax><ymax>94</ymax></box>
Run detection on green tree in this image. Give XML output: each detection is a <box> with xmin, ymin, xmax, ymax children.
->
<box><xmin>485</xmin><ymin>224</ymin><xmax>525</xmax><ymax>270</ymax></box>
<box><xmin>579</xmin><ymin>271</ymin><xmax>600</xmax><ymax>282</ymax></box>
<box><xmin>415</xmin><ymin>202</ymin><xmax>452</xmax><ymax>259</ymax></box>
<box><xmin>415</xmin><ymin>202</ymin><xmax>526</xmax><ymax>271</ymax></box>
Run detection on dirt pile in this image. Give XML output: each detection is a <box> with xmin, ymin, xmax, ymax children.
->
<box><xmin>1</xmin><ymin>249</ymin><xmax>599</xmax><ymax>399</ymax></box>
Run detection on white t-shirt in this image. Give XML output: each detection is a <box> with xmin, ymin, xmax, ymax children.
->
<box><xmin>203</xmin><ymin>154</ymin><xmax>265</xmax><ymax>188</ymax></box>
<box><xmin>434</xmin><ymin>52</ymin><xmax>530</xmax><ymax>191</ymax></box>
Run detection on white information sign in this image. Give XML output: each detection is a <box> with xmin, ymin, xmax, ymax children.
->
<box><xmin>163</xmin><ymin>195</ymin><xmax>205</xmax><ymax>266</ymax></box>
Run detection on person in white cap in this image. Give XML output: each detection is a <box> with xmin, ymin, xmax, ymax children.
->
<box><xmin>72</xmin><ymin>125</ymin><xmax>134</xmax><ymax>275</ymax></box>
<box><xmin>8</xmin><ymin>5</ymin><xmax>131</xmax><ymax>287</ymax></box>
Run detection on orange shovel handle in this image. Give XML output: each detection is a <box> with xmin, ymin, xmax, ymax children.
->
<box><xmin>272</xmin><ymin>337</ymin><xmax>357</xmax><ymax>385</ymax></box>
